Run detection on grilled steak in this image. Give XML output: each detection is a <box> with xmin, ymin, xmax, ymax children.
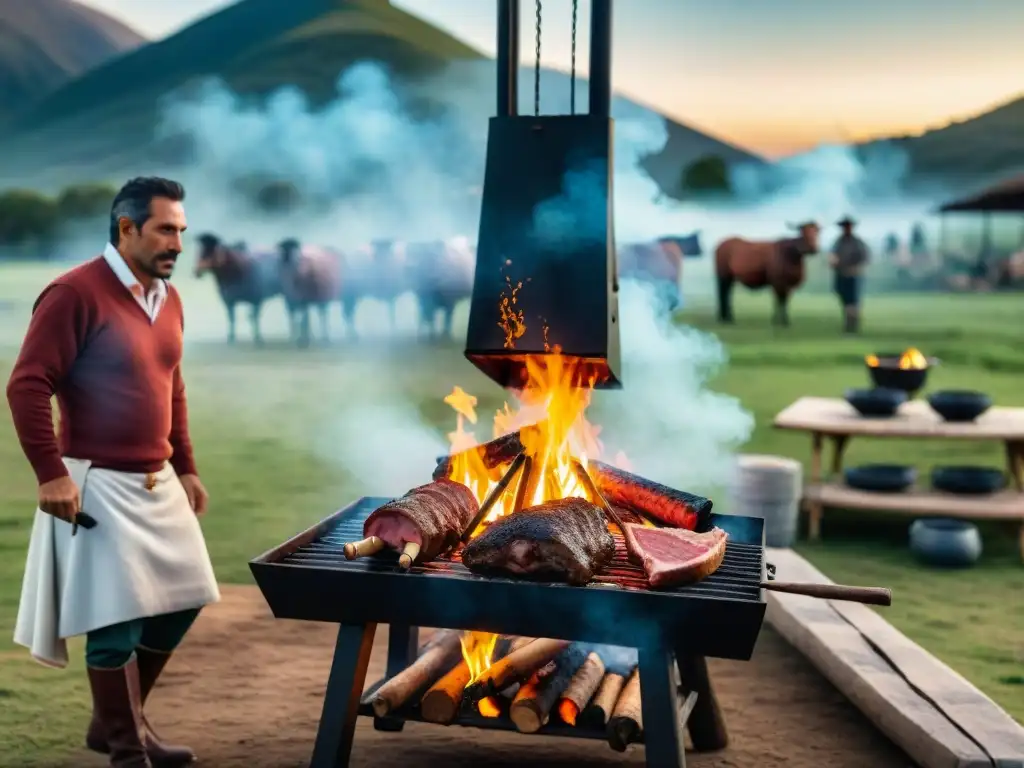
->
<box><xmin>461</xmin><ymin>497</ymin><xmax>615</xmax><ymax>585</ymax></box>
<box><xmin>623</xmin><ymin>524</ymin><xmax>727</xmax><ymax>587</ymax></box>
<box><xmin>591</xmin><ymin>461</ymin><xmax>712</xmax><ymax>530</ymax></box>
<box><xmin>364</xmin><ymin>479</ymin><xmax>478</xmax><ymax>563</ymax></box>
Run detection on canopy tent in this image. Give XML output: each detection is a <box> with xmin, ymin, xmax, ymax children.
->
<box><xmin>934</xmin><ymin>174</ymin><xmax>1024</xmax><ymax>284</ymax></box>
<box><xmin>938</xmin><ymin>174</ymin><xmax>1024</xmax><ymax>212</ymax></box>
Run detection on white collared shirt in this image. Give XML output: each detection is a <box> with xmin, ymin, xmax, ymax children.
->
<box><xmin>102</xmin><ymin>243</ymin><xmax>167</xmax><ymax>323</ymax></box>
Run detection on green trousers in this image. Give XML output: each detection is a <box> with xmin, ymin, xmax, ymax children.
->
<box><xmin>85</xmin><ymin>608</ymin><xmax>201</xmax><ymax>669</ymax></box>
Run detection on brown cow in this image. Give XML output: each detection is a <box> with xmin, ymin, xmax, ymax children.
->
<box><xmin>277</xmin><ymin>238</ymin><xmax>343</xmax><ymax>347</ymax></box>
<box><xmin>714</xmin><ymin>221</ymin><xmax>821</xmax><ymax>326</ymax></box>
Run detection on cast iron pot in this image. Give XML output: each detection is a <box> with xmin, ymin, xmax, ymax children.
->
<box><xmin>844</xmin><ymin>387</ymin><xmax>907</xmax><ymax>417</ymax></box>
<box><xmin>931</xmin><ymin>466</ymin><xmax>1005</xmax><ymax>495</ymax></box>
<box><xmin>926</xmin><ymin>390</ymin><xmax>992</xmax><ymax>422</ymax></box>
<box><xmin>844</xmin><ymin>464</ymin><xmax>916</xmax><ymax>493</ymax></box>
<box><xmin>866</xmin><ymin>353</ymin><xmax>938</xmax><ymax>396</ymax></box>
<box><xmin>909</xmin><ymin>518</ymin><xmax>982</xmax><ymax>568</ymax></box>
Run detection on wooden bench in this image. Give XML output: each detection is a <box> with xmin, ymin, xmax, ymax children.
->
<box><xmin>773</xmin><ymin>396</ymin><xmax>1024</xmax><ymax>560</ymax></box>
<box><xmin>766</xmin><ymin>547</ymin><xmax>1024</xmax><ymax>768</ymax></box>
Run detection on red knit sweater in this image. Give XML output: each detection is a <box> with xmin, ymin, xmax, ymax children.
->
<box><xmin>6</xmin><ymin>257</ymin><xmax>197</xmax><ymax>485</ymax></box>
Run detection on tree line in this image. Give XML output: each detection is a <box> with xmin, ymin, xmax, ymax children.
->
<box><xmin>0</xmin><ymin>183</ymin><xmax>118</xmax><ymax>255</ymax></box>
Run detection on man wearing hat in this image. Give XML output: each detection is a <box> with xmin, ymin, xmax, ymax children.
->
<box><xmin>829</xmin><ymin>216</ymin><xmax>870</xmax><ymax>333</ymax></box>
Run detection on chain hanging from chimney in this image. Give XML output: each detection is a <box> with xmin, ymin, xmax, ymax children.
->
<box><xmin>465</xmin><ymin>0</ymin><xmax>621</xmax><ymax>390</ymax></box>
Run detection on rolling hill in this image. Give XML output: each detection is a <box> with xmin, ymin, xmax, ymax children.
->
<box><xmin>860</xmin><ymin>92</ymin><xmax>1024</xmax><ymax>184</ymax></box>
<box><xmin>0</xmin><ymin>0</ymin><xmax>763</xmax><ymax>195</ymax></box>
<box><xmin>0</xmin><ymin>0</ymin><xmax>144</xmax><ymax>120</ymax></box>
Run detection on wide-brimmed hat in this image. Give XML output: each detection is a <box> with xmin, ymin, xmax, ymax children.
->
<box><xmin>837</xmin><ymin>216</ymin><xmax>856</xmax><ymax>227</ymax></box>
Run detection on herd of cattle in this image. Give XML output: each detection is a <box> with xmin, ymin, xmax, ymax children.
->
<box><xmin>192</xmin><ymin>232</ymin><xmax>703</xmax><ymax>345</ymax></box>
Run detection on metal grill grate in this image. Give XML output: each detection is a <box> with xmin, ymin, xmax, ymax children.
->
<box><xmin>277</xmin><ymin>497</ymin><xmax>763</xmax><ymax>602</ymax></box>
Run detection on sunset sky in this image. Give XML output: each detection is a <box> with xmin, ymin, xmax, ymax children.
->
<box><xmin>78</xmin><ymin>0</ymin><xmax>1024</xmax><ymax>158</ymax></box>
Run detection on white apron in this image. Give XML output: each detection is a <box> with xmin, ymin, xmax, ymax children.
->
<box><xmin>13</xmin><ymin>458</ymin><xmax>221</xmax><ymax>668</ymax></box>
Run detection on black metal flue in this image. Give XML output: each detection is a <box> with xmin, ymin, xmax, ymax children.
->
<box><xmin>465</xmin><ymin>0</ymin><xmax>621</xmax><ymax>390</ymax></box>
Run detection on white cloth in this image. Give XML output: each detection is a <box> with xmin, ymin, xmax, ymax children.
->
<box><xmin>13</xmin><ymin>458</ymin><xmax>220</xmax><ymax>668</ymax></box>
<box><xmin>103</xmin><ymin>243</ymin><xmax>167</xmax><ymax>322</ymax></box>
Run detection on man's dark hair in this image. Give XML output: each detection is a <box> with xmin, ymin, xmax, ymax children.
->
<box><xmin>109</xmin><ymin>177</ymin><xmax>185</xmax><ymax>245</ymax></box>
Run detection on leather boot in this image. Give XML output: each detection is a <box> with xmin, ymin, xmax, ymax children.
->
<box><xmin>87</xmin><ymin>648</ymin><xmax>196</xmax><ymax>766</ymax></box>
<box><xmin>86</xmin><ymin>657</ymin><xmax>151</xmax><ymax>767</ymax></box>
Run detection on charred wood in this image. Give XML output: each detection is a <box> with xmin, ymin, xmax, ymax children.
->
<box><xmin>607</xmin><ymin>666</ymin><xmax>643</xmax><ymax>751</ymax></box>
<box><xmin>556</xmin><ymin>651</ymin><xmax>606</xmax><ymax>725</ymax></box>
<box><xmin>463</xmin><ymin>638</ymin><xmax>571</xmax><ymax>701</ymax></box>
<box><xmin>509</xmin><ymin>644</ymin><xmax>588</xmax><ymax>733</ymax></box>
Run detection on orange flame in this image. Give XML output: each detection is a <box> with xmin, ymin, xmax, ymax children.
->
<box><xmin>460</xmin><ymin>631</ymin><xmax>500</xmax><ymax>716</ymax></box>
<box><xmin>478</xmin><ymin>697</ymin><xmax>501</xmax><ymax>718</ymax></box>
<box><xmin>865</xmin><ymin>348</ymin><xmax>927</xmax><ymax>370</ymax></box>
<box><xmin>899</xmin><ymin>347</ymin><xmax>927</xmax><ymax>370</ymax></box>
<box><xmin>498</xmin><ymin>274</ymin><xmax>527</xmax><ymax>349</ymax></box>
<box><xmin>558</xmin><ymin>699</ymin><xmax>579</xmax><ymax>725</ymax></box>
<box><xmin>444</xmin><ymin>351</ymin><xmax>609</xmax><ymax>523</ymax></box>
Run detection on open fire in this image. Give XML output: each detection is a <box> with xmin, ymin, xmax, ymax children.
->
<box><xmin>445</xmin><ymin>348</ymin><xmax>620</xmax><ymax>716</ymax></box>
<box><xmin>865</xmin><ymin>346</ymin><xmax>928</xmax><ymax>370</ymax></box>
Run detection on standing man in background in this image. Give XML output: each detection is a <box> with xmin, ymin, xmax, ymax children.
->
<box><xmin>830</xmin><ymin>216</ymin><xmax>870</xmax><ymax>333</ymax></box>
<box><xmin>6</xmin><ymin>177</ymin><xmax>220</xmax><ymax>768</ymax></box>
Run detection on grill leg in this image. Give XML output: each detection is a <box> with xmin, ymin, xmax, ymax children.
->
<box><xmin>676</xmin><ymin>654</ymin><xmax>728</xmax><ymax>752</ymax></box>
<box><xmin>373</xmin><ymin>624</ymin><xmax>419</xmax><ymax>732</ymax></box>
<box><xmin>638</xmin><ymin>645</ymin><xmax>686</xmax><ymax>768</ymax></box>
<box><xmin>309</xmin><ymin>622</ymin><xmax>377</xmax><ymax>768</ymax></box>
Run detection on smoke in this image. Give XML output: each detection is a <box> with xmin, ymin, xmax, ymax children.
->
<box><xmin>148</xmin><ymin>56</ymin><xmax>932</xmax><ymax>498</ymax></box>
<box><xmin>593</xmin><ymin>280</ymin><xmax>754</xmax><ymax>494</ymax></box>
<box><xmin>158</xmin><ymin>62</ymin><xmax>484</xmax><ymax>245</ymax></box>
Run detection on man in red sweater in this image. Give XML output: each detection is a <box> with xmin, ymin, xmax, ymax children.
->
<box><xmin>7</xmin><ymin>177</ymin><xmax>220</xmax><ymax>768</ymax></box>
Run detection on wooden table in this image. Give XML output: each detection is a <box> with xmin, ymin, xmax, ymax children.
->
<box><xmin>773</xmin><ymin>396</ymin><xmax>1024</xmax><ymax>560</ymax></box>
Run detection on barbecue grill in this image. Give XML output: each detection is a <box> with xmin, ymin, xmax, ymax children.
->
<box><xmin>250</xmin><ymin>496</ymin><xmax>768</xmax><ymax>768</ymax></box>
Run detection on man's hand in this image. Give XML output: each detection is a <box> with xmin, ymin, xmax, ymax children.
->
<box><xmin>828</xmin><ymin>254</ymin><xmax>840</xmax><ymax>268</ymax></box>
<box><xmin>38</xmin><ymin>476</ymin><xmax>81</xmax><ymax>522</ymax></box>
<box><xmin>178</xmin><ymin>474</ymin><xmax>209</xmax><ymax>515</ymax></box>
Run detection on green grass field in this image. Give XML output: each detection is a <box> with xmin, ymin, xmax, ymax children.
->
<box><xmin>0</xmin><ymin>261</ymin><xmax>1022</xmax><ymax>762</ymax></box>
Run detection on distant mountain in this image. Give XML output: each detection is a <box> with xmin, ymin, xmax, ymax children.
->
<box><xmin>0</xmin><ymin>0</ymin><xmax>764</xmax><ymax>195</ymax></box>
<box><xmin>859</xmin><ymin>93</ymin><xmax>1024</xmax><ymax>184</ymax></box>
<box><xmin>0</xmin><ymin>0</ymin><xmax>144</xmax><ymax>120</ymax></box>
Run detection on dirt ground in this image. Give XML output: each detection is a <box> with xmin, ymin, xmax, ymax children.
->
<box><xmin>58</xmin><ymin>585</ymin><xmax>916</xmax><ymax>768</ymax></box>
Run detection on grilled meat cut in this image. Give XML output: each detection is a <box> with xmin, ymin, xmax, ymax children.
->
<box><xmin>364</xmin><ymin>479</ymin><xmax>479</xmax><ymax>563</ymax></box>
<box><xmin>591</xmin><ymin>461</ymin><xmax>712</xmax><ymax>530</ymax></box>
<box><xmin>623</xmin><ymin>524</ymin><xmax>727</xmax><ymax>587</ymax></box>
<box><xmin>461</xmin><ymin>498</ymin><xmax>615</xmax><ymax>585</ymax></box>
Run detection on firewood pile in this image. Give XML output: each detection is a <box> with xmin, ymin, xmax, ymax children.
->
<box><xmin>364</xmin><ymin>631</ymin><xmax>656</xmax><ymax>752</ymax></box>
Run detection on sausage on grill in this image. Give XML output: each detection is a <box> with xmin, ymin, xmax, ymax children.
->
<box><xmin>364</xmin><ymin>479</ymin><xmax>479</xmax><ymax>564</ymax></box>
<box><xmin>590</xmin><ymin>461</ymin><xmax>712</xmax><ymax>531</ymax></box>
<box><xmin>461</xmin><ymin>497</ymin><xmax>615</xmax><ymax>585</ymax></box>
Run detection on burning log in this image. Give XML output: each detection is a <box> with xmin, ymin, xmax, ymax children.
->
<box><xmin>578</xmin><ymin>669</ymin><xmax>631</xmax><ymax>729</ymax></box>
<box><xmin>420</xmin><ymin>660</ymin><xmax>472</xmax><ymax>724</ymax></box>
<box><xmin>462</xmin><ymin>638</ymin><xmax>571</xmax><ymax>701</ymax></box>
<box><xmin>433</xmin><ymin>426</ymin><xmax>542</xmax><ymax>480</ymax></box>
<box><xmin>343</xmin><ymin>536</ymin><xmax>385</xmax><ymax>560</ymax></box>
<box><xmin>434</xmin><ymin>436</ymin><xmax>713</xmax><ymax>532</ymax></box>
<box><xmin>556</xmin><ymin>651</ymin><xmax>606</xmax><ymax>725</ymax></box>
<box><xmin>369</xmin><ymin>631</ymin><xmax>463</xmax><ymax>717</ymax></box>
<box><xmin>591</xmin><ymin>460</ymin><xmax>713</xmax><ymax>531</ymax></box>
<box><xmin>607</xmin><ymin>667</ymin><xmax>643</xmax><ymax>751</ymax></box>
<box><xmin>510</xmin><ymin>644</ymin><xmax>587</xmax><ymax>733</ymax></box>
